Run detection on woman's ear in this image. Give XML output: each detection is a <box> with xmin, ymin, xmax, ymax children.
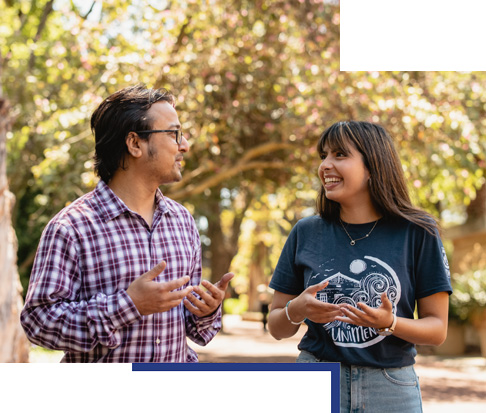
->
<box><xmin>126</xmin><ymin>132</ymin><xmax>143</xmax><ymax>158</ymax></box>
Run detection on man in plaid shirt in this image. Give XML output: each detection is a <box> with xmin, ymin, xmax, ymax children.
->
<box><xmin>20</xmin><ymin>85</ymin><xmax>233</xmax><ymax>362</ymax></box>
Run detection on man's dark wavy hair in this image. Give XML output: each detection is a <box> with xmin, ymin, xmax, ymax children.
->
<box><xmin>316</xmin><ymin>120</ymin><xmax>439</xmax><ymax>235</ymax></box>
<box><xmin>91</xmin><ymin>84</ymin><xmax>174</xmax><ymax>183</ymax></box>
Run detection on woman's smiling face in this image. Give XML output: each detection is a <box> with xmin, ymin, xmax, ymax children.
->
<box><xmin>318</xmin><ymin>139</ymin><xmax>372</xmax><ymax>207</ymax></box>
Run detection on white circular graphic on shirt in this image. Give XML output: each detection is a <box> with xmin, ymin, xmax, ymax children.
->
<box><xmin>350</xmin><ymin>259</ymin><xmax>367</xmax><ymax>274</ymax></box>
<box><xmin>441</xmin><ymin>247</ymin><xmax>451</xmax><ymax>277</ymax></box>
<box><xmin>312</xmin><ymin>255</ymin><xmax>400</xmax><ymax>348</ymax></box>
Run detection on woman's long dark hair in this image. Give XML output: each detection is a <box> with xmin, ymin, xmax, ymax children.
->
<box><xmin>316</xmin><ymin>121</ymin><xmax>439</xmax><ymax>235</ymax></box>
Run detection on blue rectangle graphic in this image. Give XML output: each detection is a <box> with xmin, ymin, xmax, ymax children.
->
<box><xmin>133</xmin><ymin>362</ymin><xmax>340</xmax><ymax>413</ymax></box>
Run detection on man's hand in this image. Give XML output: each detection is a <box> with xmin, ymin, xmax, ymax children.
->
<box><xmin>335</xmin><ymin>291</ymin><xmax>394</xmax><ymax>329</ymax></box>
<box><xmin>183</xmin><ymin>272</ymin><xmax>234</xmax><ymax>317</ymax></box>
<box><xmin>126</xmin><ymin>261</ymin><xmax>194</xmax><ymax>316</ymax></box>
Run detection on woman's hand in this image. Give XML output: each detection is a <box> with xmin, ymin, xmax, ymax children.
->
<box><xmin>335</xmin><ymin>291</ymin><xmax>394</xmax><ymax>329</ymax></box>
<box><xmin>268</xmin><ymin>281</ymin><xmax>342</xmax><ymax>340</ymax></box>
<box><xmin>288</xmin><ymin>281</ymin><xmax>343</xmax><ymax>324</ymax></box>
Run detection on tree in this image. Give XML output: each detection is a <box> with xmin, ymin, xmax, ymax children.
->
<box><xmin>2</xmin><ymin>0</ymin><xmax>485</xmax><ymax>304</ymax></box>
<box><xmin>0</xmin><ymin>82</ymin><xmax>29</xmax><ymax>362</ymax></box>
<box><xmin>149</xmin><ymin>0</ymin><xmax>341</xmax><ymax>281</ymax></box>
<box><xmin>1</xmin><ymin>0</ymin><xmax>145</xmax><ymax>290</ymax></box>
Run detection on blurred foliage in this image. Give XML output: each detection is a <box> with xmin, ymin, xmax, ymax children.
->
<box><xmin>223</xmin><ymin>296</ymin><xmax>248</xmax><ymax>316</ymax></box>
<box><xmin>450</xmin><ymin>269</ymin><xmax>486</xmax><ymax>322</ymax></box>
<box><xmin>1</xmin><ymin>0</ymin><xmax>485</xmax><ymax>296</ymax></box>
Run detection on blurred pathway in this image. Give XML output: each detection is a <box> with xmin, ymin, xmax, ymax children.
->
<box><xmin>192</xmin><ymin>315</ymin><xmax>486</xmax><ymax>412</ymax></box>
<box><xmin>29</xmin><ymin>314</ymin><xmax>486</xmax><ymax>412</ymax></box>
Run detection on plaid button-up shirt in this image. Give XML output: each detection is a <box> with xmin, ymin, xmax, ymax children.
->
<box><xmin>21</xmin><ymin>180</ymin><xmax>220</xmax><ymax>362</ymax></box>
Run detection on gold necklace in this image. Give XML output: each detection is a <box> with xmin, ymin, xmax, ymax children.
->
<box><xmin>339</xmin><ymin>219</ymin><xmax>379</xmax><ymax>246</ymax></box>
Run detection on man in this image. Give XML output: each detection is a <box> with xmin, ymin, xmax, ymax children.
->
<box><xmin>21</xmin><ymin>85</ymin><xmax>233</xmax><ymax>362</ymax></box>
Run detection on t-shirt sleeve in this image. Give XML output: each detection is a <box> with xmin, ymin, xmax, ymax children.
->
<box><xmin>414</xmin><ymin>228</ymin><xmax>453</xmax><ymax>299</ymax></box>
<box><xmin>269</xmin><ymin>224</ymin><xmax>305</xmax><ymax>295</ymax></box>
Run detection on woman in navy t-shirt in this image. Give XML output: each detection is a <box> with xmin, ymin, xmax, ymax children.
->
<box><xmin>268</xmin><ymin>121</ymin><xmax>452</xmax><ymax>413</ymax></box>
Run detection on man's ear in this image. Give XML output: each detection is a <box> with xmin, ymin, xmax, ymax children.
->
<box><xmin>126</xmin><ymin>132</ymin><xmax>143</xmax><ymax>158</ymax></box>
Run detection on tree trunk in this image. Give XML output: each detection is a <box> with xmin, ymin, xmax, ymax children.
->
<box><xmin>205</xmin><ymin>186</ymin><xmax>252</xmax><ymax>284</ymax></box>
<box><xmin>0</xmin><ymin>95</ymin><xmax>30</xmax><ymax>362</ymax></box>
<box><xmin>466</xmin><ymin>182</ymin><xmax>486</xmax><ymax>222</ymax></box>
<box><xmin>207</xmin><ymin>199</ymin><xmax>234</xmax><ymax>284</ymax></box>
<box><xmin>247</xmin><ymin>240</ymin><xmax>268</xmax><ymax>312</ymax></box>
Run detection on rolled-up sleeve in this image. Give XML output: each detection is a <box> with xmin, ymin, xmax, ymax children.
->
<box><xmin>20</xmin><ymin>222</ymin><xmax>141</xmax><ymax>352</ymax></box>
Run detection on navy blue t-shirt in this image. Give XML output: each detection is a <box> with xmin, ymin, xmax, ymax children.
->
<box><xmin>269</xmin><ymin>215</ymin><xmax>452</xmax><ymax>368</ymax></box>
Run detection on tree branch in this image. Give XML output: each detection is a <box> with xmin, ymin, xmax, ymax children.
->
<box><xmin>166</xmin><ymin>160</ymin><xmax>288</xmax><ymax>200</ymax></box>
<box><xmin>82</xmin><ymin>1</ymin><xmax>97</xmax><ymax>19</ymax></box>
<box><xmin>154</xmin><ymin>16</ymin><xmax>192</xmax><ymax>89</ymax></box>
<box><xmin>168</xmin><ymin>141</ymin><xmax>295</xmax><ymax>193</ymax></box>
<box><xmin>28</xmin><ymin>0</ymin><xmax>55</xmax><ymax>70</ymax></box>
<box><xmin>230</xmin><ymin>187</ymin><xmax>254</xmax><ymax>249</ymax></box>
<box><xmin>238</xmin><ymin>141</ymin><xmax>294</xmax><ymax>163</ymax></box>
<box><xmin>168</xmin><ymin>160</ymin><xmax>218</xmax><ymax>189</ymax></box>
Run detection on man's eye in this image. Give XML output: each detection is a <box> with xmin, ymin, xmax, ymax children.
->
<box><xmin>169</xmin><ymin>131</ymin><xmax>179</xmax><ymax>140</ymax></box>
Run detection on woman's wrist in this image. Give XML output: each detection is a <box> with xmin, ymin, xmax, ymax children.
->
<box><xmin>377</xmin><ymin>313</ymin><xmax>397</xmax><ymax>336</ymax></box>
<box><xmin>285</xmin><ymin>299</ymin><xmax>306</xmax><ymax>325</ymax></box>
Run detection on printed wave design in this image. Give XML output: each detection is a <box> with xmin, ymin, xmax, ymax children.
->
<box><xmin>309</xmin><ymin>256</ymin><xmax>401</xmax><ymax>348</ymax></box>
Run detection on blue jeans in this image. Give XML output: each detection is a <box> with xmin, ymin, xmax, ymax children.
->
<box><xmin>297</xmin><ymin>350</ymin><xmax>423</xmax><ymax>413</ymax></box>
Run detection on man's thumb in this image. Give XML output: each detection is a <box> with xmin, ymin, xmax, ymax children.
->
<box><xmin>216</xmin><ymin>272</ymin><xmax>234</xmax><ymax>290</ymax></box>
<box><xmin>145</xmin><ymin>261</ymin><xmax>167</xmax><ymax>281</ymax></box>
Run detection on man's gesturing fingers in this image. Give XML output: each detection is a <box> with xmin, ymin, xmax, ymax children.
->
<box><xmin>184</xmin><ymin>272</ymin><xmax>235</xmax><ymax>317</ymax></box>
<box><xmin>142</xmin><ymin>260</ymin><xmax>167</xmax><ymax>281</ymax></box>
<box><xmin>127</xmin><ymin>260</ymin><xmax>194</xmax><ymax>315</ymax></box>
<box><xmin>214</xmin><ymin>273</ymin><xmax>235</xmax><ymax>291</ymax></box>
<box><xmin>183</xmin><ymin>292</ymin><xmax>209</xmax><ymax>316</ymax></box>
<box><xmin>161</xmin><ymin>275</ymin><xmax>191</xmax><ymax>292</ymax></box>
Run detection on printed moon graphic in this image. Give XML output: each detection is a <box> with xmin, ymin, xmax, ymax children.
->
<box><xmin>350</xmin><ymin>259</ymin><xmax>367</xmax><ymax>274</ymax></box>
<box><xmin>314</xmin><ymin>255</ymin><xmax>401</xmax><ymax>348</ymax></box>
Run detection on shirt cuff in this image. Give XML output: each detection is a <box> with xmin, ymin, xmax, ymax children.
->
<box><xmin>195</xmin><ymin>304</ymin><xmax>222</xmax><ymax>329</ymax></box>
<box><xmin>108</xmin><ymin>289</ymin><xmax>142</xmax><ymax>330</ymax></box>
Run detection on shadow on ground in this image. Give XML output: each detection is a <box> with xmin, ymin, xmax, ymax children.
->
<box><xmin>199</xmin><ymin>354</ymin><xmax>296</xmax><ymax>363</ymax></box>
<box><xmin>194</xmin><ymin>316</ymin><xmax>486</xmax><ymax>406</ymax></box>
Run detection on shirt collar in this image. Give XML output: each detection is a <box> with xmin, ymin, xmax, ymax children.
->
<box><xmin>154</xmin><ymin>187</ymin><xmax>179</xmax><ymax>217</ymax></box>
<box><xmin>94</xmin><ymin>180</ymin><xmax>178</xmax><ymax>222</ymax></box>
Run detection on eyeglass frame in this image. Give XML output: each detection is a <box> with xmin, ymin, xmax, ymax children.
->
<box><xmin>133</xmin><ymin>129</ymin><xmax>184</xmax><ymax>145</ymax></box>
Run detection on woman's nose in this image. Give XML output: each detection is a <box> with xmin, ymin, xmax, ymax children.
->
<box><xmin>320</xmin><ymin>156</ymin><xmax>333</xmax><ymax>171</ymax></box>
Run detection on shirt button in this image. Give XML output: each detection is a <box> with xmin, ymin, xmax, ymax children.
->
<box><xmin>156</xmin><ymin>338</ymin><xmax>161</xmax><ymax>344</ymax></box>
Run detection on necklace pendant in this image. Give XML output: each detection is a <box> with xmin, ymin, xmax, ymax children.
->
<box><xmin>350</xmin><ymin>240</ymin><xmax>356</xmax><ymax>246</ymax></box>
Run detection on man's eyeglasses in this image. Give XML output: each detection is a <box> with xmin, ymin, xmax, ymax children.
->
<box><xmin>133</xmin><ymin>130</ymin><xmax>184</xmax><ymax>145</ymax></box>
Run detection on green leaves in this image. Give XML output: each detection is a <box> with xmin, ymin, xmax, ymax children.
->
<box><xmin>2</xmin><ymin>0</ymin><xmax>485</xmax><ymax>289</ymax></box>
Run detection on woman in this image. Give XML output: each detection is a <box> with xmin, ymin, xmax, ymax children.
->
<box><xmin>268</xmin><ymin>121</ymin><xmax>452</xmax><ymax>412</ymax></box>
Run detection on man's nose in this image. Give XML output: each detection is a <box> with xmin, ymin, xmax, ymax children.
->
<box><xmin>179</xmin><ymin>135</ymin><xmax>190</xmax><ymax>152</ymax></box>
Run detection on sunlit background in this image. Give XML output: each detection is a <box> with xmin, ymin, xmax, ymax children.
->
<box><xmin>1</xmin><ymin>0</ymin><xmax>485</xmax><ymax>368</ymax></box>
